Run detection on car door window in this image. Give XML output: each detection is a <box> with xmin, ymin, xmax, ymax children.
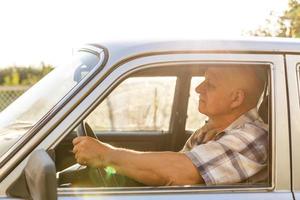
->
<box><xmin>186</xmin><ymin>76</ymin><xmax>207</xmax><ymax>131</ymax></box>
<box><xmin>86</xmin><ymin>77</ymin><xmax>177</xmax><ymax>133</ymax></box>
<box><xmin>55</xmin><ymin>63</ymin><xmax>272</xmax><ymax>193</ymax></box>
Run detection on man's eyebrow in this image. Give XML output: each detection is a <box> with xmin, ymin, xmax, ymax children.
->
<box><xmin>205</xmin><ymin>71</ymin><xmax>218</xmax><ymax>82</ymax></box>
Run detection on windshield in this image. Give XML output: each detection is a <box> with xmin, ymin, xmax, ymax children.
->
<box><xmin>0</xmin><ymin>48</ymin><xmax>105</xmax><ymax>158</ymax></box>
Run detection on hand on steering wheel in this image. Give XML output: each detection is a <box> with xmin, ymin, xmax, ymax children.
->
<box><xmin>75</xmin><ymin>121</ymin><xmax>120</xmax><ymax>187</ymax></box>
<box><xmin>59</xmin><ymin>121</ymin><xmax>145</xmax><ymax>187</ymax></box>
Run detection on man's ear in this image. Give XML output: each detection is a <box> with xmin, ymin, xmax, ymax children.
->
<box><xmin>230</xmin><ymin>89</ymin><xmax>245</xmax><ymax>109</ymax></box>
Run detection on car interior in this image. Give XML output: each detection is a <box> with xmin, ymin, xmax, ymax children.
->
<box><xmin>54</xmin><ymin>63</ymin><xmax>271</xmax><ymax>188</ymax></box>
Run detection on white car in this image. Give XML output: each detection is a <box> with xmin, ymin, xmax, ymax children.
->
<box><xmin>0</xmin><ymin>38</ymin><xmax>300</xmax><ymax>200</ymax></box>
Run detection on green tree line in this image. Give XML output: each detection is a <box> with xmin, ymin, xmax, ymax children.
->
<box><xmin>0</xmin><ymin>64</ymin><xmax>53</xmax><ymax>86</ymax></box>
<box><xmin>250</xmin><ymin>0</ymin><xmax>300</xmax><ymax>37</ymax></box>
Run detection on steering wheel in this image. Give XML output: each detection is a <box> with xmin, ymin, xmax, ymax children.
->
<box><xmin>58</xmin><ymin>121</ymin><xmax>120</xmax><ymax>187</ymax></box>
<box><xmin>76</xmin><ymin>121</ymin><xmax>107</xmax><ymax>186</ymax></box>
<box><xmin>76</xmin><ymin>121</ymin><xmax>98</xmax><ymax>139</ymax></box>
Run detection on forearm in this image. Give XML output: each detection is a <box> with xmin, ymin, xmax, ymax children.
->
<box><xmin>103</xmin><ymin>148</ymin><xmax>203</xmax><ymax>186</ymax></box>
<box><xmin>72</xmin><ymin>137</ymin><xmax>203</xmax><ymax>186</ymax></box>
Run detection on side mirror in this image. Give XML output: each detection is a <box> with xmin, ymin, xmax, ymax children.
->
<box><xmin>7</xmin><ymin>149</ymin><xmax>57</xmax><ymax>200</ymax></box>
<box><xmin>73</xmin><ymin>64</ymin><xmax>91</xmax><ymax>83</ymax></box>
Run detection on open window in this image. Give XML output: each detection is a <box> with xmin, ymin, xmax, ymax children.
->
<box><xmin>54</xmin><ymin>62</ymin><xmax>271</xmax><ymax>190</ymax></box>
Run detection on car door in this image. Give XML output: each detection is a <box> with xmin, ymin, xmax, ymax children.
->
<box><xmin>286</xmin><ymin>54</ymin><xmax>300</xmax><ymax>200</ymax></box>
<box><xmin>53</xmin><ymin>52</ymin><xmax>291</xmax><ymax>199</ymax></box>
<box><xmin>0</xmin><ymin>49</ymin><xmax>292</xmax><ymax>200</ymax></box>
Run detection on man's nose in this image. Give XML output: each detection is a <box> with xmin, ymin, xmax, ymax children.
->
<box><xmin>195</xmin><ymin>81</ymin><xmax>205</xmax><ymax>94</ymax></box>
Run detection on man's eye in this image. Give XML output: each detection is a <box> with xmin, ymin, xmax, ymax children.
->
<box><xmin>206</xmin><ymin>82</ymin><xmax>215</xmax><ymax>89</ymax></box>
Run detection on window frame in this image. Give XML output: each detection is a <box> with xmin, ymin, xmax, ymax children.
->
<box><xmin>285</xmin><ymin>55</ymin><xmax>300</xmax><ymax>198</ymax></box>
<box><xmin>55</xmin><ymin>57</ymin><xmax>279</xmax><ymax>195</ymax></box>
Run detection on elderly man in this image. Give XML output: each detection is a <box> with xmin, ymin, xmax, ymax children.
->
<box><xmin>72</xmin><ymin>66</ymin><xmax>268</xmax><ymax>186</ymax></box>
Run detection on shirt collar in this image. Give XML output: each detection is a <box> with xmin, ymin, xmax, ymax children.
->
<box><xmin>224</xmin><ymin>107</ymin><xmax>263</xmax><ymax>132</ymax></box>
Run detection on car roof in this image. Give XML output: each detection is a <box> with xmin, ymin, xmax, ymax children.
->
<box><xmin>95</xmin><ymin>37</ymin><xmax>300</xmax><ymax>58</ymax></box>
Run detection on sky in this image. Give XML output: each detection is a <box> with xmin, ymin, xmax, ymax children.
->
<box><xmin>0</xmin><ymin>0</ymin><xmax>289</xmax><ymax>67</ymax></box>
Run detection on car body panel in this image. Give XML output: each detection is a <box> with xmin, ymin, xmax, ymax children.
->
<box><xmin>0</xmin><ymin>38</ymin><xmax>299</xmax><ymax>199</ymax></box>
<box><xmin>0</xmin><ymin>192</ymin><xmax>294</xmax><ymax>200</ymax></box>
<box><xmin>286</xmin><ymin>54</ymin><xmax>300</xmax><ymax>199</ymax></box>
<box><xmin>58</xmin><ymin>191</ymin><xmax>293</xmax><ymax>200</ymax></box>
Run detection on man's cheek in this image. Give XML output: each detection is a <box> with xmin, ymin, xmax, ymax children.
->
<box><xmin>206</xmin><ymin>100</ymin><xmax>222</xmax><ymax>115</ymax></box>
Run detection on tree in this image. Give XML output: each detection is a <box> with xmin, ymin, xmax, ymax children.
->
<box><xmin>0</xmin><ymin>64</ymin><xmax>53</xmax><ymax>86</ymax></box>
<box><xmin>249</xmin><ymin>0</ymin><xmax>300</xmax><ymax>37</ymax></box>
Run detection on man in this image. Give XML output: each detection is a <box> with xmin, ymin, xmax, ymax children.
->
<box><xmin>72</xmin><ymin>66</ymin><xmax>268</xmax><ymax>186</ymax></box>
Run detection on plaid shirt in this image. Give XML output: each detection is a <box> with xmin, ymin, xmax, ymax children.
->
<box><xmin>182</xmin><ymin>108</ymin><xmax>268</xmax><ymax>185</ymax></box>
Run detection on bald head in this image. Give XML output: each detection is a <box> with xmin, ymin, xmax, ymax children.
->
<box><xmin>196</xmin><ymin>66</ymin><xmax>266</xmax><ymax>119</ymax></box>
<box><xmin>215</xmin><ymin>66</ymin><xmax>265</xmax><ymax>107</ymax></box>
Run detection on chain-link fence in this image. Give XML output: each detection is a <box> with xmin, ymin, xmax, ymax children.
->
<box><xmin>0</xmin><ymin>86</ymin><xmax>30</xmax><ymax>111</ymax></box>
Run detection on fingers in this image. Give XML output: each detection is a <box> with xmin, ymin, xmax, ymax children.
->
<box><xmin>72</xmin><ymin>145</ymin><xmax>79</xmax><ymax>154</ymax></box>
<box><xmin>73</xmin><ymin>146</ymin><xmax>87</xmax><ymax>165</ymax></box>
<box><xmin>73</xmin><ymin>137</ymin><xmax>84</xmax><ymax>164</ymax></box>
<box><xmin>76</xmin><ymin>157</ymin><xmax>87</xmax><ymax>166</ymax></box>
<box><xmin>72</xmin><ymin>136</ymin><xmax>95</xmax><ymax>166</ymax></box>
<box><xmin>72</xmin><ymin>136</ymin><xmax>84</xmax><ymax>145</ymax></box>
<box><xmin>72</xmin><ymin>138</ymin><xmax>84</xmax><ymax>154</ymax></box>
<box><xmin>72</xmin><ymin>136</ymin><xmax>99</xmax><ymax>145</ymax></box>
<box><xmin>72</xmin><ymin>136</ymin><xmax>106</xmax><ymax>167</ymax></box>
<box><xmin>72</xmin><ymin>136</ymin><xmax>92</xmax><ymax>155</ymax></box>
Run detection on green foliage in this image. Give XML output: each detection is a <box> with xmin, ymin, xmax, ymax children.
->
<box><xmin>249</xmin><ymin>0</ymin><xmax>300</xmax><ymax>37</ymax></box>
<box><xmin>0</xmin><ymin>63</ymin><xmax>53</xmax><ymax>86</ymax></box>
